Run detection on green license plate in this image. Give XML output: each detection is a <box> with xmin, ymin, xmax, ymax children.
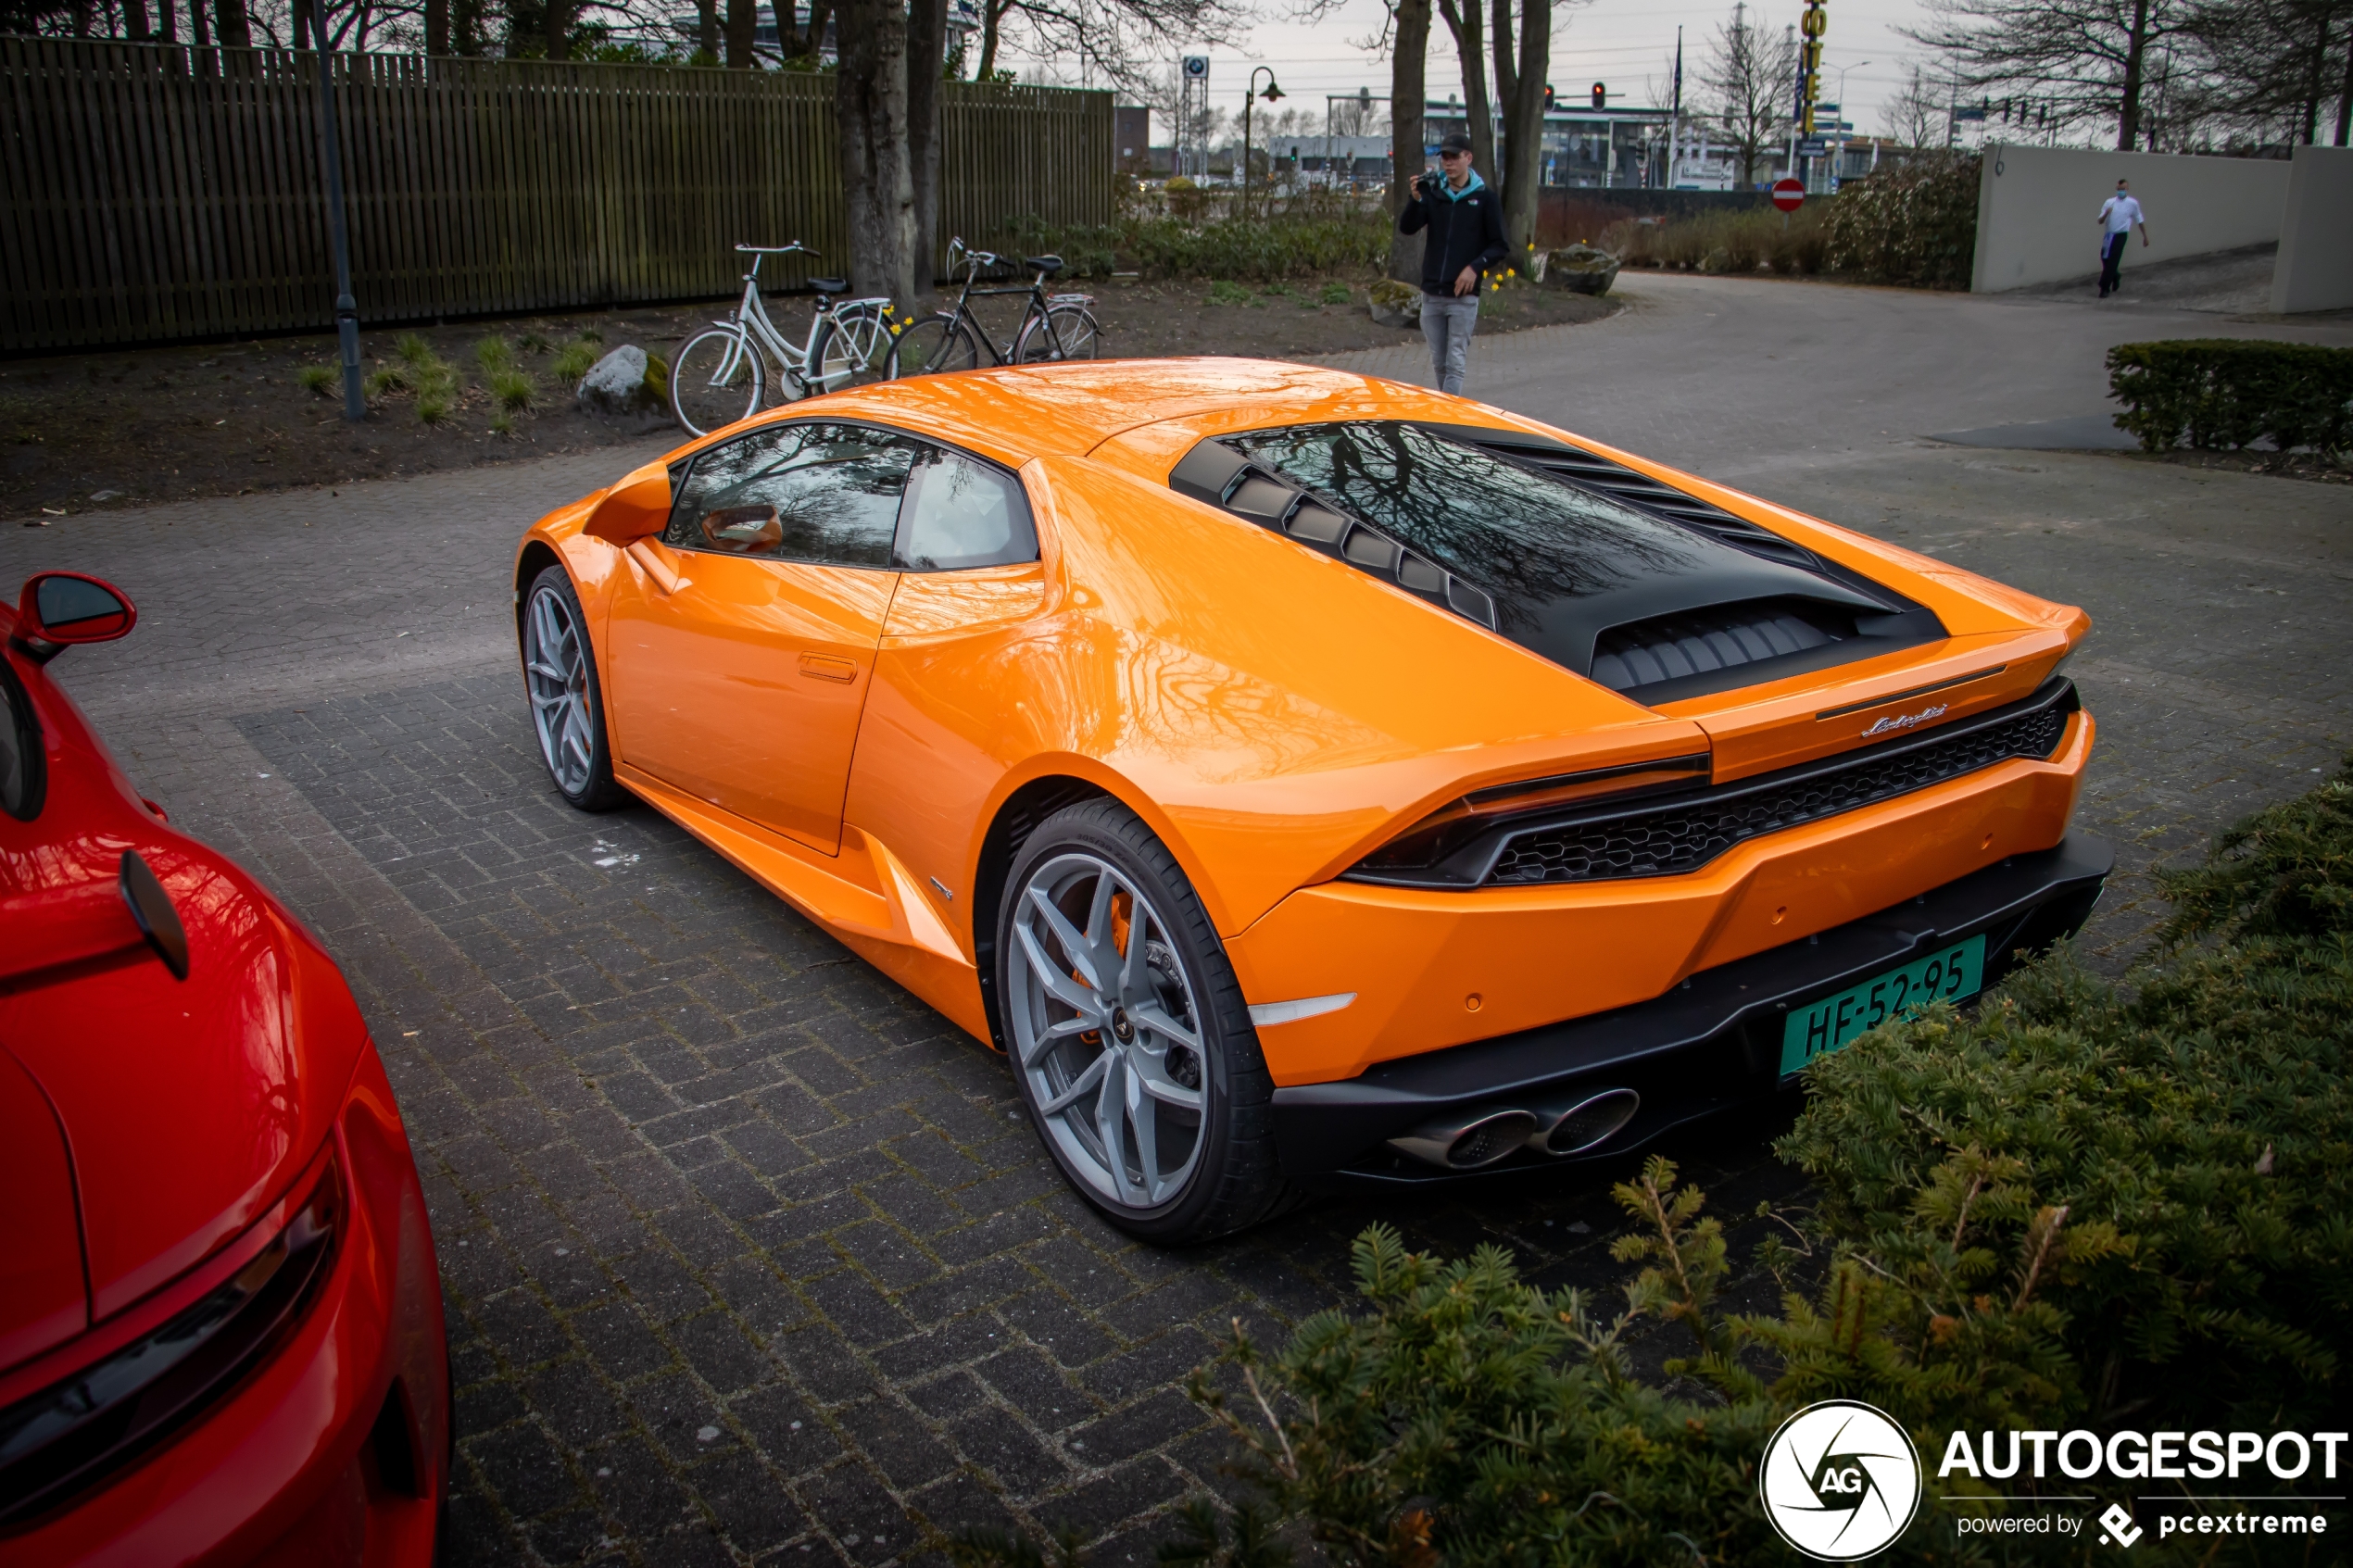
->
<box><xmin>1780</xmin><ymin>933</ymin><xmax>1986</xmax><ymax>1076</ymax></box>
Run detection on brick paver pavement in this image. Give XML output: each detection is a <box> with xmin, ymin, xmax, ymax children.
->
<box><xmin>2</xmin><ymin>274</ymin><xmax>2346</xmax><ymax>1564</ymax></box>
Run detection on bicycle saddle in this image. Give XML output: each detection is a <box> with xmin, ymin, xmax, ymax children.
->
<box><xmin>1024</xmin><ymin>255</ymin><xmax>1065</xmax><ymax>275</ymax></box>
<box><xmin>808</xmin><ymin>276</ymin><xmax>849</xmax><ymax>295</ymax></box>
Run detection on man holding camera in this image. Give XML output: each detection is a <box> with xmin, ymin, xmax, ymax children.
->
<box><xmin>1398</xmin><ymin>132</ymin><xmax>1507</xmax><ymax>396</ymax></box>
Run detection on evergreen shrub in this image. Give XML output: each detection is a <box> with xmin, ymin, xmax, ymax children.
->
<box><xmin>1823</xmin><ymin>153</ymin><xmax>1980</xmax><ymax>289</ymax></box>
<box><xmin>950</xmin><ymin>761</ymin><xmax>2353</xmax><ymax>1566</ymax></box>
<box><xmin>2107</xmin><ymin>339</ymin><xmax>2353</xmax><ymax>453</ymax></box>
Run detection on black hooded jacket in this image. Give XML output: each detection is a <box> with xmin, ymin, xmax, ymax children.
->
<box><xmin>1398</xmin><ymin>171</ymin><xmax>1509</xmax><ymax>295</ymax></box>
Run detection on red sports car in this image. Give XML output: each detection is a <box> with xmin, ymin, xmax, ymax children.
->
<box><xmin>0</xmin><ymin>571</ymin><xmax>449</xmax><ymax>1564</ymax></box>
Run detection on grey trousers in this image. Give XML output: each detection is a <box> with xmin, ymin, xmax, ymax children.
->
<box><xmin>1421</xmin><ymin>290</ymin><xmax>1480</xmax><ymax>395</ymax></box>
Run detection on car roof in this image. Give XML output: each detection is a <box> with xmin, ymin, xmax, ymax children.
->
<box><xmin>805</xmin><ymin>358</ymin><xmax>1413</xmax><ymax>467</ymax></box>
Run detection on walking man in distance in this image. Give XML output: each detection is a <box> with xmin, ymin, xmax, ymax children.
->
<box><xmin>2097</xmin><ymin>179</ymin><xmax>2150</xmax><ymax>298</ymax></box>
<box><xmin>1400</xmin><ymin>132</ymin><xmax>1507</xmax><ymax>395</ymax></box>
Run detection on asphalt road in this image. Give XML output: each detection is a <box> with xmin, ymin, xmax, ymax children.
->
<box><xmin>4</xmin><ymin>272</ymin><xmax>2347</xmax><ymax>1566</ymax></box>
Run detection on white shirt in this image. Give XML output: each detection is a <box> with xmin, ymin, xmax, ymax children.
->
<box><xmin>2101</xmin><ymin>194</ymin><xmax>2145</xmax><ymax>235</ymax></box>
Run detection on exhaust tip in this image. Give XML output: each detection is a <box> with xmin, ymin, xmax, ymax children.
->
<box><xmin>1388</xmin><ymin>1107</ymin><xmax>1541</xmax><ymax>1170</ymax></box>
<box><xmin>1529</xmin><ymin>1088</ymin><xmax>1642</xmax><ymax>1156</ymax></box>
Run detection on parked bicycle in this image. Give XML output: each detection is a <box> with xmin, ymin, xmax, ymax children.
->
<box><xmin>670</xmin><ymin>244</ymin><xmax>895</xmax><ymax>436</ymax></box>
<box><xmin>886</xmin><ymin>239</ymin><xmax>1101</xmax><ymax>379</ymax></box>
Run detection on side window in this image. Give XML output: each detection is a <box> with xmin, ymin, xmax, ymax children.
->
<box><xmin>894</xmin><ymin>448</ymin><xmax>1038</xmax><ymax>571</ymax></box>
<box><xmin>667</xmin><ymin>422</ymin><xmax>918</xmax><ymax>568</ymax></box>
<box><xmin>0</xmin><ymin>659</ymin><xmax>44</xmax><ymax>822</ymax></box>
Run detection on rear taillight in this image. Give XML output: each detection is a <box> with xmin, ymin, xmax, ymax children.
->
<box><xmin>0</xmin><ymin>1150</ymin><xmax>344</xmax><ymax>1525</ymax></box>
<box><xmin>1351</xmin><ymin>754</ymin><xmax>1710</xmax><ymax>886</ymax></box>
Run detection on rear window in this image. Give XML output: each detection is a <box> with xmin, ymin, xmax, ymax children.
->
<box><xmin>1222</xmin><ymin>421</ymin><xmax>1716</xmax><ymax>626</ymax></box>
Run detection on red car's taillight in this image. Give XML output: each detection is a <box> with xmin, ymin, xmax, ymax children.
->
<box><xmin>0</xmin><ymin>1149</ymin><xmax>345</xmax><ymax>1526</ymax></box>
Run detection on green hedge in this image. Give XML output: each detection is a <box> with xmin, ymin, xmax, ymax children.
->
<box><xmin>1008</xmin><ymin>212</ymin><xmax>1392</xmax><ymax>282</ymax></box>
<box><xmin>1822</xmin><ymin>154</ymin><xmax>1980</xmax><ymax>290</ymax></box>
<box><xmin>950</xmin><ymin>759</ymin><xmax>2353</xmax><ymax>1567</ymax></box>
<box><xmin>2107</xmin><ymin>339</ymin><xmax>2353</xmax><ymax>453</ymax></box>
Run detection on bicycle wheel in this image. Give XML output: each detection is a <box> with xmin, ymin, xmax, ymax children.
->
<box><xmin>887</xmin><ymin>314</ymin><xmax>983</xmax><ymax>380</ymax></box>
<box><xmin>1013</xmin><ymin>304</ymin><xmax>1101</xmax><ymax>365</ymax></box>
<box><xmin>670</xmin><ymin>328</ymin><xmax>763</xmax><ymax>437</ymax></box>
<box><xmin>809</xmin><ymin>304</ymin><xmax>893</xmax><ymax>394</ymax></box>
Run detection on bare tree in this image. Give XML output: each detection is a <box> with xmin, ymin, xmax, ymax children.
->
<box><xmin>837</xmin><ymin>0</ymin><xmax>915</xmax><ymax>299</ymax></box>
<box><xmin>908</xmin><ymin>0</ymin><xmax>945</xmax><ymax>297</ymax></box>
<box><xmin>1433</xmin><ymin>0</ymin><xmax>1495</xmax><ymax>186</ymax></box>
<box><xmin>1489</xmin><ymin>0</ymin><xmax>1579</xmax><ymax>255</ymax></box>
<box><xmin>1881</xmin><ymin>60</ymin><xmax>1946</xmax><ymax>146</ymax></box>
<box><xmin>2181</xmin><ymin>0</ymin><xmax>2352</xmax><ymax>144</ymax></box>
<box><xmin>1701</xmin><ymin>1</ymin><xmax>1795</xmax><ymax>187</ymax></box>
<box><xmin>1905</xmin><ymin>0</ymin><xmax>2196</xmax><ymax>149</ymax></box>
<box><xmin>975</xmin><ymin>0</ymin><xmax>1248</xmax><ymax>96</ymax></box>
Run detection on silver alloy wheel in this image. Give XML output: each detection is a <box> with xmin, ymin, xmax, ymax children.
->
<box><xmin>1007</xmin><ymin>851</ymin><xmax>1208</xmax><ymax>1210</ymax></box>
<box><xmin>524</xmin><ymin>584</ymin><xmax>596</xmax><ymax>797</ymax></box>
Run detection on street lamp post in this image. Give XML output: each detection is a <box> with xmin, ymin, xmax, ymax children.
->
<box><xmin>1241</xmin><ymin>66</ymin><xmax>1282</xmax><ymax>217</ymax></box>
<box><xmin>1829</xmin><ymin>59</ymin><xmax>1868</xmax><ymax>188</ymax></box>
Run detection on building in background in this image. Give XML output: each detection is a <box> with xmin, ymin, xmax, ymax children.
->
<box><xmin>1421</xmin><ymin>99</ymin><xmax>1679</xmax><ymax>190</ymax></box>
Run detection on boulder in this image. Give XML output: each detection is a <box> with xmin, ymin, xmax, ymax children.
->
<box><xmin>577</xmin><ymin>345</ymin><xmax>667</xmax><ymax>412</ymax></box>
<box><xmin>1541</xmin><ymin>243</ymin><xmax>1620</xmax><ymax>295</ymax></box>
<box><xmin>1367</xmin><ymin>278</ymin><xmax>1422</xmax><ymax>329</ymax></box>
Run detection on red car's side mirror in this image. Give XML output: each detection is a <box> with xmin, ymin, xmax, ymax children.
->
<box><xmin>584</xmin><ymin>462</ymin><xmax>673</xmax><ymax>545</ymax></box>
<box><xmin>14</xmin><ymin>571</ymin><xmax>137</xmax><ymax>659</ymax></box>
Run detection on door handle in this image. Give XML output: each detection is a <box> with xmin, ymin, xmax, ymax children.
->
<box><xmin>624</xmin><ymin>539</ymin><xmax>688</xmax><ymax>596</ymax></box>
<box><xmin>799</xmin><ymin>654</ymin><xmax>858</xmax><ymax>684</ymax></box>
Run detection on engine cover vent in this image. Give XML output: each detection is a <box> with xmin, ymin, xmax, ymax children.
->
<box><xmin>1592</xmin><ymin>599</ymin><xmax>1849</xmax><ymax>697</ymax></box>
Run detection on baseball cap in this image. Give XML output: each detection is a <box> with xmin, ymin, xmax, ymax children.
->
<box><xmin>1439</xmin><ymin>132</ymin><xmax>1474</xmax><ymax>155</ymax></box>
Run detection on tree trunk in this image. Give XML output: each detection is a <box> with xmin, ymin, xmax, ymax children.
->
<box><xmin>292</xmin><ymin>0</ymin><xmax>310</xmax><ymax>46</ymax></box>
<box><xmin>696</xmin><ymin>0</ymin><xmax>717</xmax><ymax>60</ymax></box>
<box><xmin>189</xmin><ymin>0</ymin><xmax>209</xmax><ymax>47</ymax></box>
<box><xmin>836</xmin><ymin>0</ymin><xmax>915</xmax><ymax>302</ymax></box>
<box><xmin>1493</xmin><ymin>0</ymin><xmax>1546</xmax><ymax>256</ymax></box>
<box><xmin>906</xmin><ymin>0</ymin><xmax>945</xmax><ymax>299</ymax></box>
<box><xmin>2302</xmin><ymin>10</ymin><xmax>2332</xmax><ymax>143</ymax></box>
<box><xmin>425</xmin><ymin>0</ymin><xmax>447</xmax><ymax>54</ymax></box>
<box><xmin>212</xmin><ymin>0</ymin><xmax>250</xmax><ymax>47</ymax></box>
<box><xmin>126</xmin><ymin>0</ymin><xmax>153</xmax><ymax>43</ymax></box>
<box><xmin>804</xmin><ymin>0</ymin><xmax>831</xmax><ymax>61</ymax></box>
<box><xmin>976</xmin><ymin>0</ymin><xmax>1005</xmax><ymax>79</ymax></box>
<box><xmin>157</xmin><ymin>0</ymin><xmax>177</xmax><ymax>44</ymax></box>
<box><xmin>726</xmin><ymin>0</ymin><xmax>755</xmax><ymax>67</ymax></box>
<box><xmin>1389</xmin><ymin>0</ymin><xmax>1430</xmax><ymax>284</ymax></box>
<box><xmin>2115</xmin><ymin>0</ymin><xmax>2147</xmax><ymax>148</ymax></box>
<box><xmin>769</xmin><ymin>0</ymin><xmax>794</xmax><ymax>58</ymax></box>
<box><xmin>2338</xmin><ymin>22</ymin><xmax>2353</xmax><ymax>144</ymax></box>
<box><xmin>1435</xmin><ymin>0</ymin><xmax>1496</xmax><ymax>184</ymax></box>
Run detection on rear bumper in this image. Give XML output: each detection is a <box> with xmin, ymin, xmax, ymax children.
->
<box><xmin>6</xmin><ymin>1047</ymin><xmax>447</xmax><ymax>1568</ymax></box>
<box><xmin>1269</xmin><ymin>833</ymin><xmax>2111</xmax><ymax>1185</ymax></box>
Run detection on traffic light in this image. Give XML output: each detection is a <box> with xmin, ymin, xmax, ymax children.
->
<box><xmin>1542</xmin><ymin>82</ymin><xmax>1555</xmax><ymax>110</ymax></box>
<box><xmin>1591</xmin><ymin>82</ymin><xmax>1606</xmax><ymax>108</ymax></box>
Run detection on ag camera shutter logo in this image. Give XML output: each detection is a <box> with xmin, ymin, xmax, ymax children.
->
<box><xmin>1760</xmin><ymin>1399</ymin><xmax>1923</xmax><ymax>1560</ymax></box>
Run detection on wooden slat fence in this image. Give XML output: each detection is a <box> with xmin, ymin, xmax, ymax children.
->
<box><xmin>0</xmin><ymin>37</ymin><xmax>1113</xmax><ymax>351</ymax></box>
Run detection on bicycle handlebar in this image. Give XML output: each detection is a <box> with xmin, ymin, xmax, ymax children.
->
<box><xmin>735</xmin><ymin>242</ymin><xmax>815</xmax><ymax>256</ymax></box>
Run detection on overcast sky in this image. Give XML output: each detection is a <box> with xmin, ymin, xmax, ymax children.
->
<box><xmin>1004</xmin><ymin>0</ymin><xmax>1939</xmax><ymax>146</ymax></box>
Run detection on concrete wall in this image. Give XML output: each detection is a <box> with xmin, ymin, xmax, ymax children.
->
<box><xmin>2271</xmin><ymin>145</ymin><xmax>2353</xmax><ymax>313</ymax></box>
<box><xmin>1969</xmin><ymin>144</ymin><xmax>2293</xmax><ymax>294</ymax></box>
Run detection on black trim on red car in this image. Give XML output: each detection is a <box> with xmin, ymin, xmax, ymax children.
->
<box><xmin>0</xmin><ymin>1152</ymin><xmax>344</xmax><ymax>1527</ymax></box>
<box><xmin>1271</xmin><ymin>834</ymin><xmax>2113</xmax><ymax>1185</ymax></box>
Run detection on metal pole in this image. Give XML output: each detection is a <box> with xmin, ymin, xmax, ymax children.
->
<box><xmin>315</xmin><ymin>42</ymin><xmax>363</xmax><ymax>421</ymax></box>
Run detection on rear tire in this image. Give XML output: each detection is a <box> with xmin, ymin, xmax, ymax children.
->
<box><xmin>810</xmin><ymin>304</ymin><xmax>892</xmax><ymax>393</ymax></box>
<box><xmin>522</xmin><ymin>566</ymin><xmax>628</xmax><ymax>812</ymax></box>
<box><xmin>1013</xmin><ymin>304</ymin><xmax>1100</xmax><ymax>364</ymax></box>
<box><xmin>887</xmin><ymin>315</ymin><xmax>983</xmax><ymax>380</ymax></box>
<box><xmin>999</xmin><ymin>799</ymin><xmax>1290</xmax><ymax>1244</ymax></box>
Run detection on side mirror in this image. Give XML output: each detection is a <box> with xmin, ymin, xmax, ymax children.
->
<box><xmin>584</xmin><ymin>461</ymin><xmax>673</xmax><ymax>545</ymax></box>
<box><xmin>15</xmin><ymin>571</ymin><xmax>137</xmax><ymax>658</ymax></box>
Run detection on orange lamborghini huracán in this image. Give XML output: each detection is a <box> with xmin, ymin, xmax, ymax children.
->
<box><xmin>511</xmin><ymin>359</ymin><xmax>2105</xmax><ymax>1243</ymax></box>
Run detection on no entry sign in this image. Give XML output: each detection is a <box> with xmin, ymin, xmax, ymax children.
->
<box><xmin>1771</xmin><ymin>178</ymin><xmax>1806</xmax><ymax>212</ymax></box>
